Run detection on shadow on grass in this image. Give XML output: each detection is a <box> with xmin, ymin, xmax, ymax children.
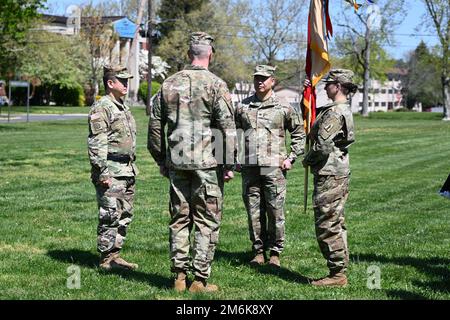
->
<box><xmin>47</xmin><ymin>249</ymin><xmax>171</xmax><ymax>290</ymax></box>
<box><xmin>215</xmin><ymin>249</ymin><xmax>311</xmax><ymax>285</ymax></box>
<box><xmin>385</xmin><ymin>290</ymin><xmax>428</xmax><ymax>300</ymax></box>
<box><xmin>353</xmin><ymin>253</ymin><xmax>450</xmax><ymax>298</ymax></box>
<box><xmin>0</xmin><ymin>124</ymin><xmax>27</xmax><ymax>132</ymax></box>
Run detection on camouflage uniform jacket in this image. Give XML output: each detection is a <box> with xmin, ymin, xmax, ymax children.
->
<box><xmin>88</xmin><ymin>94</ymin><xmax>138</xmax><ymax>180</ymax></box>
<box><xmin>235</xmin><ymin>94</ymin><xmax>305</xmax><ymax>167</ymax></box>
<box><xmin>148</xmin><ymin>65</ymin><xmax>237</xmax><ymax>170</ymax></box>
<box><xmin>303</xmin><ymin>100</ymin><xmax>355</xmax><ymax>176</ymax></box>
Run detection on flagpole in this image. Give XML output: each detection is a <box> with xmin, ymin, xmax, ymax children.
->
<box><xmin>304</xmin><ymin>119</ymin><xmax>310</xmax><ymax>214</ymax></box>
<box><xmin>302</xmin><ymin>0</ymin><xmax>332</xmax><ymax>214</ymax></box>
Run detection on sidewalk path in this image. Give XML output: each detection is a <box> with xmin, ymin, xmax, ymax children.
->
<box><xmin>0</xmin><ymin>113</ymin><xmax>88</xmax><ymax>123</ymax></box>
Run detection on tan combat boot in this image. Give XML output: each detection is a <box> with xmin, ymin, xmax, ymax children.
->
<box><xmin>189</xmin><ymin>278</ymin><xmax>218</xmax><ymax>293</ymax></box>
<box><xmin>99</xmin><ymin>252</ymin><xmax>138</xmax><ymax>271</ymax></box>
<box><xmin>250</xmin><ymin>253</ymin><xmax>265</xmax><ymax>266</ymax></box>
<box><xmin>99</xmin><ymin>252</ymin><xmax>117</xmax><ymax>270</ymax></box>
<box><xmin>174</xmin><ymin>272</ymin><xmax>187</xmax><ymax>293</ymax></box>
<box><xmin>268</xmin><ymin>251</ymin><xmax>280</xmax><ymax>268</ymax></box>
<box><xmin>311</xmin><ymin>272</ymin><xmax>348</xmax><ymax>287</ymax></box>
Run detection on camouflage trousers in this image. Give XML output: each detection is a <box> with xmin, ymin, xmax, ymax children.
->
<box><xmin>169</xmin><ymin>168</ymin><xmax>223</xmax><ymax>279</ymax></box>
<box><xmin>313</xmin><ymin>175</ymin><xmax>350</xmax><ymax>274</ymax></box>
<box><xmin>93</xmin><ymin>176</ymin><xmax>135</xmax><ymax>254</ymax></box>
<box><xmin>242</xmin><ymin>167</ymin><xmax>286</xmax><ymax>255</ymax></box>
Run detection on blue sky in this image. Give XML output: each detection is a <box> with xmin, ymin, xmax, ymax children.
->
<box><xmin>44</xmin><ymin>0</ymin><xmax>440</xmax><ymax>60</ymax></box>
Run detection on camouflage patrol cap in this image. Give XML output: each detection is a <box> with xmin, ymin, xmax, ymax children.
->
<box><xmin>189</xmin><ymin>31</ymin><xmax>215</xmax><ymax>52</ymax></box>
<box><xmin>103</xmin><ymin>64</ymin><xmax>133</xmax><ymax>79</ymax></box>
<box><xmin>324</xmin><ymin>69</ymin><xmax>354</xmax><ymax>84</ymax></box>
<box><xmin>253</xmin><ymin>65</ymin><xmax>276</xmax><ymax>77</ymax></box>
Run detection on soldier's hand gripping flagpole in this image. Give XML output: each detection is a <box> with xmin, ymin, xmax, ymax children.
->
<box><xmin>302</xmin><ymin>0</ymin><xmax>333</xmax><ymax>213</ymax></box>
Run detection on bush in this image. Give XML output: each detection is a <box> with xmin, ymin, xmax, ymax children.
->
<box><xmin>10</xmin><ymin>87</ymin><xmax>28</xmax><ymax>106</ymax></box>
<box><xmin>395</xmin><ymin>107</ymin><xmax>413</xmax><ymax>112</ymax></box>
<box><xmin>138</xmin><ymin>81</ymin><xmax>161</xmax><ymax>105</ymax></box>
<box><xmin>52</xmin><ymin>84</ymin><xmax>85</xmax><ymax>106</ymax></box>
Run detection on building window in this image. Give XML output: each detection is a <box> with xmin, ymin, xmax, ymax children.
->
<box><xmin>359</xmin><ymin>102</ymin><xmax>363</xmax><ymax>107</ymax></box>
<box><xmin>388</xmin><ymin>89</ymin><xmax>393</xmax><ymax>94</ymax></box>
<box><xmin>375</xmin><ymin>102</ymin><xmax>380</xmax><ymax>107</ymax></box>
<box><xmin>381</xmin><ymin>102</ymin><xmax>386</xmax><ymax>106</ymax></box>
<box><xmin>388</xmin><ymin>102</ymin><xmax>393</xmax><ymax>109</ymax></box>
<box><xmin>381</xmin><ymin>89</ymin><xmax>386</xmax><ymax>94</ymax></box>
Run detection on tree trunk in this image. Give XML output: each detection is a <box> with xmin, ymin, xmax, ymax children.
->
<box><xmin>442</xmin><ymin>32</ymin><xmax>449</xmax><ymax>120</ymax></box>
<box><xmin>443</xmin><ymin>76</ymin><xmax>450</xmax><ymax>120</ymax></box>
<box><xmin>362</xmin><ymin>27</ymin><xmax>371</xmax><ymax>117</ymax></box>
<box><xmin>146</xmin><ymin>0</ymin><xmax>153</xmax><ymax>115</ymax></box>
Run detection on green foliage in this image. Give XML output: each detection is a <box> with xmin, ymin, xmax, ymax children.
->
<box><xmin>52</xmin><ymin>84</ymin><xmax>85</xmax><ymax>107</ymax></box>
<box><xmin>18</xmin><ymin>28</ymin><xmax>89</xmax><ymax>106</ymax></box>
<box><xmin>334</xmin><ymin>36</ymin><xmax>395</xmax><ymax>85</ymax></box>
<box><xmin>403</xmin><ymin>42</ymin><xmax>442</xmax><ymax>108</ymax></box>
<box><xmin>138</xmin><ymin>81</ymin><xmax>161</xmax><ymax>105</ymax></box>
<box><xmin>157</xmin><ymin>0</ymin><xmax>210</xmax><ymax>38</ymax></box>
<box><xmin>394</xmin><ymin>107</ymin><xmax>412</xmax><ymax>112</ymax></box>
<box><xmin>0</xmin><ymin>111</ymin><xmax>449</xmax><ymax>299</ymax></box>
<box><xmin>156</xmin><ymin>0</ymin><xmax>252</xmax><ymax>87</ymax></box>
<box><xmin>19</xmin><ymin>30</ymin><xmax>89</xmax><ymax>86</ymax></box>
<box><xmin>275</xmin><ymin>59</ymin><xmax>306</xmax><ymax>88</ymax></box>
<box><xmin>0</xmin><ymin>0</ymin><xmax>46</xmax><ymax>76</ymax></box>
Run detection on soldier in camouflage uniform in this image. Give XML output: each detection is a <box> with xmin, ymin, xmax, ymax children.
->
<box><xmin>148</xmin><ymin>32</ymin><xmax>237</xmax><ymax>293</ymax></box>
<box><xmin>88</xmin><ymin>65</ymin><xmax>138</xmax><ymax>271</ymax></box>
<box><xmin>302</xmin><ymin>69</ymin><xmax>357</xmax><ymax>287</ymax></box>
<box><xmin>235</xmin><ymin>65</ymin><xmax>305</xmax><ymax>268</ymax></box>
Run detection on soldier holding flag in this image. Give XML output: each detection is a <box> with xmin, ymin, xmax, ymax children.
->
<box><xmin>303</xmin><ymin>69</ymin><xmax>357</xmax><ymax>287</ymax></box>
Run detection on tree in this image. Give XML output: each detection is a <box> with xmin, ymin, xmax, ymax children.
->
<box><xmin>80</xmin><ymin>3</ymin><xmax>118</xmax><ymax>104</ymax></box>
<box><xmin>156</xmin><ymin>0</ymin><xmax>252</xmax><ymax>87</ymax></box>
<box><xmin>334</xmin><ymin>36</ymin><xmax>396</xmax><ymax>83</ymax></box>
<box><xmin>335</xmin><ymin>0</ymin><xmax>406</xmax><ymax>116</ymax></box>
<box><xmin>241</xmin><ymin>0</ymin><xmax>308</xmax><ymax>66</ymax></box>
<box><xmin>421</xmin><ymin>0</ymin><xmax>450</xmax><ymax>120</ymax></box>
<box><xmin>403</xmin><ymin>41</ymin><xmax>442</xmax><ymax>109</ymax></box>
<box><xmin>0</xmin><ymin>0</ymin><xmax>46</xmax><ymax>77</ymax></box>
<box><xmin>18</xmin><ymin>26</ymin><xmax>90</xmax><ymax>105</ymax></box>
<box><xmin>157</xmin><ymin>0</ymin><xmax>210</xmax><ymax>38</ymax></box>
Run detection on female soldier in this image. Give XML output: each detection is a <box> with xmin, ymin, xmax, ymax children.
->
<box><xmin>302</xmin><ymin>69</ymin><xmax>357</xmax><ymax>287</ymax></box>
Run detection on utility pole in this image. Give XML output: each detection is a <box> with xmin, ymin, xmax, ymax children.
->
<box><xmin>146</xmin><ymin>0</ymin><xmax>153</xmax><ymax>115</ymax></box>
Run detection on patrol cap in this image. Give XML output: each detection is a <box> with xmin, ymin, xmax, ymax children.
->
<box><xmin>103</xmin><ymin>64</ymin><xmax>133</xmax><ymax>79</ymax></box>
<box><xmin>253</xmin><ymin>65</ymin><xmax>276</xmax><ymax>77</ymax></box>
<box><xmin>324</xmin><ymin>69</ymin><xmax>354</xmax><ymax>84</ymax></box>
<box><xmin>189</xmin><ymin>31</ymin><xmax>215</xmax><ymax>53</ymax></box>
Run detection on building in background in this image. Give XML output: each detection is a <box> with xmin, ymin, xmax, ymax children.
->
<box><xmin>231</xmin><ymin>68</ymin><xmax>406</xmax><ymax>116</ymax></box>
<box><xmin>41</xmin><ymin>14</ymin><xmax>147</xmax><ymax>102</ymax></box>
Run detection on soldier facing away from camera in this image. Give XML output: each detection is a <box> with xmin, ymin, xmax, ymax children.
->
<box><xmin>235</xmin><ymin>65</ymin><xmax>305</xmax><ymax>268</ymax></box>
<box><xmin>88</xmin><ymin>65</ymin><xmax>139</xmax><ymax>271</ymax></box>
<box><xmin>303</xmin><ymin>69</ymin><xmax>357</xmax><ymax>287</ymax></box>
<box><xmin>148</xmin><ymin>32</ymin><xmax>237</xmax><ymax>293</ymax></box>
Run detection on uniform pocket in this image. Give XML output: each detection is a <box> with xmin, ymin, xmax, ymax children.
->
<box><xmin>104</xmin><ymin>178</ymin><xmax>126</xmax><ymax>199</ymax></box>
<box><xmin>205</xmin><ymin>183</ymin><xmax>222</xmax><ymax>219</ymax></box>
<box><xmin>243</xmin><ymin>113</ymin><xmax>257</xmax><ymax>129</ymax></box>
<box><xmin>111</xmin><ymin>116</ymin><xmax>129</xmax><ymax>137</ymax></box>
<box><xmin>205</xmin><ymin>183</ymin><xmax>222</xmax><ymax>198</ymax></box>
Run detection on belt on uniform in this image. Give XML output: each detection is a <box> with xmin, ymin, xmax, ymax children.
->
<box><xmin>107</xmin><ymin>153</ymin><xmax>135</xmax><ymax>163</ymax></box>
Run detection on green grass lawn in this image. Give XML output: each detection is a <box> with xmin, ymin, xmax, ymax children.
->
<box><xmin>0</xmin><ymin>110</ymin><xmax>449</xmax><ymax>300</ymax></box>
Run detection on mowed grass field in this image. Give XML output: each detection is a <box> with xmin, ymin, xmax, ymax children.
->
<box><xmin>0</xmin><ymin>108</ymin><xmax>449</xmax><ymax>300</ymax></box>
